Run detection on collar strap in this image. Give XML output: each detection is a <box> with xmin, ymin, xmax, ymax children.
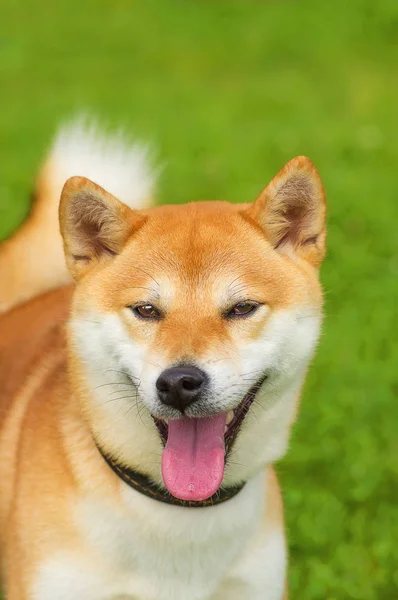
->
<box><xmin>98</xmin><ymin>445</ymin><xmax>245</xmax><ymax>508</ymax></box>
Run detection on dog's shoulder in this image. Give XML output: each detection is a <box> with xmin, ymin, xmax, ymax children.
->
<box><xmin>0</xmin><ymin>283</ymin><xmax>74</xmax><ymax>444</ymax></box>
<box><xmin>0</xmin><ymin>285</ymin><xmax>73</xmax><ymax>407</ymax></box>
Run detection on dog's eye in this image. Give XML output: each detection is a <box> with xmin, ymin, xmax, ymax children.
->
<box><xmin>226</xmin><ymin>301</ymin><xmax>259</xmax><ymax>318</ymax></box>
<box><xmin>132</xmin><ymin>304</ymin><xmax>161</xmax><ymax>319</ymax></box>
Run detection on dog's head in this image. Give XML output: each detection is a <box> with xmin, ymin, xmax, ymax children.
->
<box><xmin>60</xmin><ymin>156</ymin><xmax>326</xmax><ymax>501</ymax></box>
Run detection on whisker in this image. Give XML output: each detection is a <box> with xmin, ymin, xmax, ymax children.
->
<box><xmin>126</xmin><ymin>286</ymin><xmax>160</xmax><ymax>299</ymax></box>
<box><xmin>239</xmin><ymin>369</ymin><xmax>265</xmax><ymax>378</ymax></box>
<box><xmin>94</xmin><ymin>381</ymin><xmax>136</xmax><ymax>391</ymax></box>
<box><xmin>141</xmin><ymin>358</ymin><xmax>162</xmax><ymax>369</ymax></box>
<box><xmin>227</xmin><ymin>276</ymin><xmax>242</xmax><ymax>291</ymax></box>
<box><xmin>103</xmin><ymin>394</ymin><xmax>137</xmax><ymax>405</ymax></box>
<box><xmin>228</xmin><ymin>287</ymin><xmax>251</xmax><ymax>301</ymax></box>
<box><xmin>206</xmin><ymin>355</ymin><xmax>234</xmax><ymax>365</ymax></box>
<box><xmin>224</xmin><ymin>458</ymin><xmax>247</xmax><ymax>469</ymax></box>
<box><xmin>103</xmin><ymin>368</ymin><xmax>141</xmax><ymax>382</ymax></box>
<box><xmin>129</xmin><ymin>266</ymin><xmax>160</xmax><ymax>288</ymax></box>
<box><xmin>125</xmin><ymin>392</ymin><xmax>149</xmax><ymax>430</ymax></box>
<box><xmin>102</xmin><ymin>388</ymin><xmax>138</xmax><ymax>398</ymax></box>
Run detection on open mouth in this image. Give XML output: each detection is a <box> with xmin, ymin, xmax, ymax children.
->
<box><xmin>153</xmin><ymin>373</ymin><xmax>267</xmax><ymax>502</ymax></box>
<box><xmin>155</xmin><ymin>373</ymin><xmax>267</xmax><ymax>452</ymax></box>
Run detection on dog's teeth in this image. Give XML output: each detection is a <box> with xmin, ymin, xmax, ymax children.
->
<box><xmin>226</xmin><ymin>410</ymin><xmax>234</xmax><ymax>425</ymax></box>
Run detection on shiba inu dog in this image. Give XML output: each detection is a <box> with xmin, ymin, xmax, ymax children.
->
<box><xmin>0</xmin><ymin>120</ymin><xmax>326</xmax><ymax>600</ymax></box>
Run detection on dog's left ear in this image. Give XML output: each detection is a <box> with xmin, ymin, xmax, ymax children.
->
<box><xmin>243</xmin><ymin>156</ymin><xmax>326</xmax><ymax>266</ymax></box>
<box><xmin>59</xmin><ymin>176</ymin><xmax>147</xmax><ymax>280</ymax></box>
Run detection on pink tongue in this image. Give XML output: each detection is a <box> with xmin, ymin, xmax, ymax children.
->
<box><xmin>162</xmin><ymin>414</ymin><xmax>226</xmax><ymax>501</ymax></box>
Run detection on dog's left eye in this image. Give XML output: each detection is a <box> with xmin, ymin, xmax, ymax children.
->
<box><xmin>226</xmin><ymin>301</ymin><xmax>259</xmax><ymax>318</ymax></box>
<box><xmin>131</xmin><ymin>304</ymin><xmax>162</xmax><ymax>319</ymax></box>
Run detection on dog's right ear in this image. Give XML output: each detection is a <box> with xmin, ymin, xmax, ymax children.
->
<box><xmin>59</xmin><ymin>176</ymin><xmax>146</xmax><ymax>280</ymax></box>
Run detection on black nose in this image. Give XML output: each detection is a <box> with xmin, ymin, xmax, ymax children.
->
<box><xmin>156</xmin><ymin>366</ymin><xmax>208</xmax><ymax>413</ymax></box>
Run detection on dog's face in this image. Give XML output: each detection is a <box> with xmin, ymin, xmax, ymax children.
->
<box><xmin>61</xmin><ymin>157</ymin><xmax>326</xmax><ymax>501</ymax></box>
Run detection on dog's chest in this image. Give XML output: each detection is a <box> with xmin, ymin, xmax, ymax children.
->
<box><xmin>32</xmin><ymin>477</ymin><xmax>286</xmax><ymax>600</ymax></box>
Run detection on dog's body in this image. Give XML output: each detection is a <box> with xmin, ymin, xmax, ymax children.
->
<box><xmin>0</xmin><ymin>122</ymin><xmax>326</xmax><ymax>600</ymax></box>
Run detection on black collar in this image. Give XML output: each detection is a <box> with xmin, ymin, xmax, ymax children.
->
<box><xmin>97</xmin><ymin>444</ymin><xmax>245</xmax><ymax>508</ymax></box>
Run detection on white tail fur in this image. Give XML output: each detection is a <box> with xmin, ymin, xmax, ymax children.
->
<box><xmin>0</xmin><ymin>117</ymin><xmax>157</xmax><ymax>312</ymax></box>
<box><xmin>47</xmin><ymin>117</ymin><xmax>156</xmax><ymax>209</ymax></box>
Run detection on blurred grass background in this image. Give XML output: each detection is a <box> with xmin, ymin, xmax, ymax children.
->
<box><xmin>1</xmin><ymin>0</ymin><xmax>398</xmax><ymax>597</ymax></box>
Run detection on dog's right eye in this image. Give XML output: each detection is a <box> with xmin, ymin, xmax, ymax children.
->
<box><xmin>131</xmin><ymin>304</ymin><xmax>162</xmax><ymax>320</ymax></box>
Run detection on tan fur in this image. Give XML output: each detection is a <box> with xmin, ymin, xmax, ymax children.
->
<box><xmin>0</xmin><ymin>147</ymin><xmax>326</xmax><ymax>599</ymax></box>
<box><xmin>0</xmin><ymin>164</ymin><xmax>72</xmax><ymax>313</ymax></box>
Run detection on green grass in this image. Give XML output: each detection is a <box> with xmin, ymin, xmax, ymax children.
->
<box><xmin>1</xmin><ymin>0</ymin><xmax>398</xmax><ymax>597</ymax></box>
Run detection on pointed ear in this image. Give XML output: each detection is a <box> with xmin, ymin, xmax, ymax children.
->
<box><xmin>242</xmin><ymin>156</ymin><xmax>327</xmax><ymax>266</ymax></box>
<box><xmin>59</xmin><ymin>176</ymin><xmax>146</xmax><ymax>280</ymax></box>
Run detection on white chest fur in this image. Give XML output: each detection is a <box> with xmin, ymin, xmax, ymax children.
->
<box><xmin>32</xmin><ymin>473</ymin><xmax>286</xmax><ymax>600</ymax></box>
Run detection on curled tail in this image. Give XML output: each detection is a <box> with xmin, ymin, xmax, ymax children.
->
<box><xmin>0</xmin><ymin>118</ymin><xmax>157</xmax><ymax>312</ymax></box>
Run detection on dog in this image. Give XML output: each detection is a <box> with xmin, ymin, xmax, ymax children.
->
<box><xmin>0</xmin><ymin>119</ymin><xmax>326</xmax><ymax>600</ymax></box>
